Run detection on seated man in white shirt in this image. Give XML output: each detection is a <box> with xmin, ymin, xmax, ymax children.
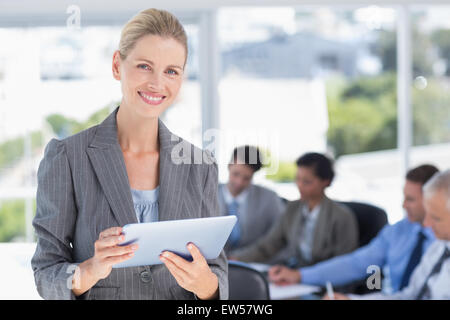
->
<box><xmin>326</xmin><ymin>169</ymin><xmax>450</xmax><ymax>300</ymax></box>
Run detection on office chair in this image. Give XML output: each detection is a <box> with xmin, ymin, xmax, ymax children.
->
<box><xmin>339</xmin><ymin>201</ymin><xmax>388</xmax><ymax>247</ymax></box>
<box><xmin>337</xmin><ymin>201</ymin><xmax>388</xmax><ymax>294</ymax></box>
<box><xmin>228</xmin><ymin>261</ymin><xmax>270</xmax><ymax>300</ymax></box>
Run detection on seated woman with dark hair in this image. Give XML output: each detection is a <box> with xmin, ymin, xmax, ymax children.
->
<box><xmin>232</xmin><ymin>152</ymin><xmax>359</xmax><ymax>282</ymax></box>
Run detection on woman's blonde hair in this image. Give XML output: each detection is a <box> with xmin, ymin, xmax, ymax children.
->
<box><xmin>119</xmin><ymin>8</ymin><xmax>188</xmax><ymax>65</ymax></box>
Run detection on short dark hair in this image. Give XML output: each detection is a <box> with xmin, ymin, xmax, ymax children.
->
<box><xmin>229</xmin><ymin>145</ymin><xmax>263</xmax><ymax>172</ymax></box>
<box><xmin>406</xmin><ymin>164</ymin><xmax>439</xmax><ymax>185</ymax></box>
<box><xmin>296</xmin><ymin>152</ymin><xmax>335</xmax><ymax>184</ymax></box>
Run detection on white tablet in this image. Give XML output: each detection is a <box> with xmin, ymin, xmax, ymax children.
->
<box><xmin>112</xmin><ymin>215</ymin><xmax>237</xmax><ymax>268</ymax></box>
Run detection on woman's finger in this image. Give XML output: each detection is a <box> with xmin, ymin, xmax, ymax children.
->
<box><xmin>99</xmin><ymin>227</ymin><xmax>123</xmax><ymax>239</ymax></box>
<box><xmin>96</xmin><ymin>234</ymin><xmax>125</xmax><ymax>248</ymax></box>
<box><xmin>161</xmin><ymin>255</ymin><xmax>188</xmax><ymax>283</ymax></box>
<box><xmin>186</xmin><ymin>243</ymin><xmax>206</xmax><ymax>264</ymax></box>
<box><xmin>98</xmin><ymin>243</ymin><xmax>138</xmax><ymax>258</ymax></box>
<box><xmin>105</xmin><ymin>251</ymin><xmax>135</xmax><ymax>265</ymax></box>
<box><xmin>161</xmin><ymin>251</ymin><xmax>191</xmax><ymax>272</ymax></box>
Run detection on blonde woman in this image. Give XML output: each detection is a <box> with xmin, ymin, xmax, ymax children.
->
<box><xmin>31</xmin><ymin>8</ymin><xmax>227</xmax><ymax>300</ymax></box>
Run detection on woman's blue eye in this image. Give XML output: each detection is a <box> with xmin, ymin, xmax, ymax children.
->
<box><xmin>167</xmin><ymin>69</ymin><xmax>178</xmax><ymax>75</ymax></box>
<box><xmin>138</xmin><ymin>64</ymin><xmax>150</xmax><ymax>70</ymax></box>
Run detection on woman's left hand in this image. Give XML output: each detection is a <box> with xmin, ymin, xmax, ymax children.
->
<box><xmin>160</xmin><ymin>242</ymin><xmax>219</xmax><ymax>300</ymax></box>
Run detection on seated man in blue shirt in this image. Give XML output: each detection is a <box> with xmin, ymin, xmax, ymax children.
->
<box><xmin>268</xmin><ymin>164</ymin><xmax>439</xmax><ymax>294</ymax></box>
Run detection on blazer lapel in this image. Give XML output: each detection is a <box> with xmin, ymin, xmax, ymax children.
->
<box><xmin>311</xmin><ymin>196</ymin><xmax>331</xmax><ymax>260</ymax></box>
<box><xmin>157</xmin><ymin>119</ymin><xmax>190</xmax><ymax>221</ymax></box>
<box><xmin>241</xmin><ymin>185</ymin><xmax>257</xmax><ymax>244</ymax></box>
<box><xmin>217</xmin><ymin>184</ymin><xmax>227</xmax><ymax>215</ymax></box>
<box><xmin>288</xmin><ymin>201</ymin><xmax>304</xmax><ymax>251</ymax></box>
<box><xmin>87</xmin><ymin>107</ymin><xmax>137</xmax><ymax>227</ymax></box>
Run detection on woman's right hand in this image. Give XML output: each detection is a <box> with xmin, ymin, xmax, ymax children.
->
<box><xmin>88</xmin><ymin>227</ymin><xmax>138</xmax><ymax>280</ymax></box>
<box><xmin>72</xmin><ymin>227</ymin><xmax>138</xmax><ymax>296</ymax></box>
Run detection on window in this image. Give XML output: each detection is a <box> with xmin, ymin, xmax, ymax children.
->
<box><xmin>409</xmin><ymin>5</ymin><xmax>450</xmax><ymax>171</ymax></box>
<box><xmin>218</xmin><ymin>6</ymin><xmax>404</xmax><ymax>223</ymax></box>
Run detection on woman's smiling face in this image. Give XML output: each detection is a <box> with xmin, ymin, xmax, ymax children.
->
<box><xmin>113</xmin><ymin>34</ymin><xmax>186</xmax><ymax>118</ymax></box>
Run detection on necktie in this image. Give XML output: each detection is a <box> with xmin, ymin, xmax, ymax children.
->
<box><xmin>399</xmin><ymin>231</ymin><xmax>426</xmax><ymax>289</ymax></box>
<box><xmin>227</xmin><ymin>200</ymin><xmax>240</xmax><ymax>249</ymax></box>
<box><xmin>416</xmin><ymin>247</ymin><xmax>450</xmax><ymax>300</ymax></box>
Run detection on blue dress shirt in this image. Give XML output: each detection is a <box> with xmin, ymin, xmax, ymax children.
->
<box><xmin>130</xmin><ymin>186</ymin><xmax>159</xmax><ymax>223</ymax></box>
<box><xmin>222</xmin><ymin>185</ymin><xmax>249</xmax><ymax>247</ymax></box>
<box><xmin>347</xmin><ymin>240</ymin><xmax>450</xmax><ymax>300</ymax></box>
<box><xmin>300</xmin><ymin>218</ymin><xmax>435</xmax><ymax>293</ymax></box>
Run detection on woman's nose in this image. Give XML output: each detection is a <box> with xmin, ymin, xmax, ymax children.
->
<box><xmin>147</xmin><ymin>72</ymin><xmax>163</xmax><ymax>91</ymax></box>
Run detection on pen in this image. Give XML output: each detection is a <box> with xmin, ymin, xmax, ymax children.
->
<box><xmin>326</xmin><ymin>281</ymin><xmax>335</xmax><ymax>300</ymax></box>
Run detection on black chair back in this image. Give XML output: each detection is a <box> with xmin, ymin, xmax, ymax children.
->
<box><xmin>335</xmin><ymin>201</ymin><xmax>388</xmax><ymax>294</ymax></box>
<box><xmin>228</xmin><ymin>261</ymin><xmax>270</xmax><ymax>300</ymax></box>
<box><xmin>339</xmin><ymin>201</ymin><xmax>388</xmax><ymax>247</ymax></box>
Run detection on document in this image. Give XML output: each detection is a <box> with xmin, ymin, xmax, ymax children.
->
<box><xmin>269</xmin><ymin>283</ymin><xmax>321</xmax><ymax>300</ymax></box>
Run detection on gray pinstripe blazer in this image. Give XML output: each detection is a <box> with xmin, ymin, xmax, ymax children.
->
<box><xmin>31</xmin><ymin>106</ymin><xmax>228</xmax><ymax>300</ymax></box>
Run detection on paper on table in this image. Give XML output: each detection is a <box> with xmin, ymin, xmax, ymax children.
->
<box><xmin>269</xmin><ymin>283</ymin><xmax>321</xmax><ymax>300</ymax></box>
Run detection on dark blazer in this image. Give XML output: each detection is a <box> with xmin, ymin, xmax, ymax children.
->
<box><xmin>31</xmin><ymin>106</ymin><xmax>228</xmax><ymax>300</ymax></box>
<box><xmin>233</xmin><ymin>196</ymin><xmax>359</xmax><ymax>268</ymax></box>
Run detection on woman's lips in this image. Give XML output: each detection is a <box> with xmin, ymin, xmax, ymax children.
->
<box><xmin>138</xmin><ymin>91</ymin><xmax>166</xmax><ymax>106</ymax></box>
